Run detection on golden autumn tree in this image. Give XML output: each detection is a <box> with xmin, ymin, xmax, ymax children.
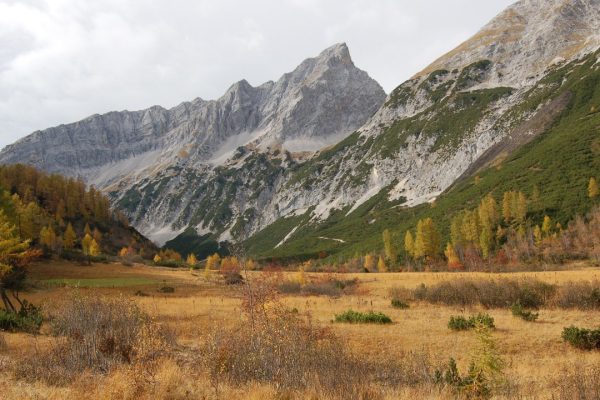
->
<box><xmin>186</xmin><ymin>253</ymin><xmax>198</xmax><ymax>267</ymax></box>
<box><xmin>382</xmin><ymin>229</ymin><xmax>397</xmax><ymax>265</ymax></box>
<box><xmin>0</xmin><ymin>211</ymin><xmax>36</xmax><ymax>313</ymax></box>
<box><xmin>40</xmin><ymin>225</ymin><xmax>58</xmax><ymax>251</ymax></box>
<box><xmin>404</xmin><ymin>231</ymin><xmax>415</xmax><ymax>259</ymax></box>
<box><xmin>444</xmin><ymin>243</ymin><xmax>462</xmax><ymax>269</ymax></box>
<box><xmin>363</xmin><ymin>253</ymin><xmax>375</xmax><ymax>272</ymax></box>
<box><xmin>89</xmin><ymin>239</ymin><xmax>101</xmax><ymax>257</ymax></box>
<box><xmin>589</xmin><ymin>177</ymin><xmax>599</xmax><ymax>199</ymax></box>
<box><xmin>63</xmin><ymin>223</ymin><xmax>77</xmax><ymax>249</ymax></box>
<box><xmin>414</xmin><ymin>218</ymin><xmax>440</xmax><ymax>260</ymax></box>
<box><xmin>541</xmin><ymin>215</ymin><xmax>552</xmax><ymax>236</ymax></box>
<box><xmin>377</xmin><ymin>255</ymin><xmax>387</xmax><ymax>273</ymax></box>
<box><xmin>81</xmin><ymin>233</ymin><xmax>94</xmax><ymax>256</ymax></box>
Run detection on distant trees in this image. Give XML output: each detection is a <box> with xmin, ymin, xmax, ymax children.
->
<box><xmin>413</xmin><ymin>218</ymin><xmax>440</xmax><ymax>260</ymax></box>
<box><xmin>363</xmin><ymin>254</ymin><xmax>375</xmax><ymax>272</ymax></box>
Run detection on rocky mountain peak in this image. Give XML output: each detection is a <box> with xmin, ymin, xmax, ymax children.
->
<box><xmin>418</xmin><ymin>0</ymin><xmax>600</xmax><ymax>86</ymax></box>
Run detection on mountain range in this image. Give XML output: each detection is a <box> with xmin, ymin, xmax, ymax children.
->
<box><xmin>1</xmin><ymin>0</ymin><xmax>599</xmax><ymax>261</ymax></box>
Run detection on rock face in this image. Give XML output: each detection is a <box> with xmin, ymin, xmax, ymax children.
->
<box><xmin>2</xmin><ymin>0</ymin><xmax>600</xmax><ymax>250</ymax></box>
<box><xmin>0</xmin><ymin>43</ymin><xmax>385</xmax><ymax>243</ymax></box>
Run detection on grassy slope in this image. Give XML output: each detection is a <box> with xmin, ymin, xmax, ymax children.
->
<box><xmin>246</xmin><ymin>51</ymin><xmax>600</xmax><ymax>263</ymax></box>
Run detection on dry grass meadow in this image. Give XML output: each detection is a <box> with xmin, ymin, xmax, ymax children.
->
<box><xmin>1</xmin><ymin>260</ymin><xmax>600</xmax><ymax>399</ymax></box>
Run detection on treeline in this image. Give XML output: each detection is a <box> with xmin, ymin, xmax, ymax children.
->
<box><xmin>0</xmin><ymin>164</ymin><xmax>152</xmax><ymax>259</ymax></box>
<box><xmin>399</xmin><ymin>178</ymin><xmax>599</xmax><ymax>270</ymax></box>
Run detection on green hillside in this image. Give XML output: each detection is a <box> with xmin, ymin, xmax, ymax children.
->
<box><xmin>245</xmin><ymin>50</ymin><xmax>600</xmax><ymax>263</ymax></box>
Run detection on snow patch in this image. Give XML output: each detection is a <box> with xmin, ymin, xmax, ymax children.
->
<box><xmin>318</xmin><ymin>236</ymin><xmax>346</xmax><ymax>243</ymax></box>
<box><xmin>275</xmin><ymin>225</ymin><xmax>300</xmax><ymax>248</ymax></box>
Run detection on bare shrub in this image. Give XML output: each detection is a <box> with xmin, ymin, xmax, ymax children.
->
<box><xmin>14</xmin><ymin>295</ymin><xmax>172</xmax><ymax>385</ymax></box>
<box><xmin>551</xmin><ymin>364</ymin><xmax>600</xmax><ymax>399</ymax></box>
<box><xmin>202</xmin><ymin>275</ymin><xmax>432</xmax><ymax>398</ymax></box>
<box><xmin>277</xmin><ymin>276</ymin><xmax>358</xmax><ymax>297</ymax></box>
<box><xmin>389</xmin><ymin>286</ymin><xmax>413</xmax><ymax>302</ymax></box>
<box><xmin>414</xmin><ymin>278</ymin><xmax>555</xmax><ymax>309</ymax></box>
<box><xmin>552</xmin><ymin>281</ymin><xmax>600</xmax><ymax>309</ymax></box>
<box><xmin>0</xmin><ymin>332</ymin><xmax>7</xmax><ymax>352</ymax></box>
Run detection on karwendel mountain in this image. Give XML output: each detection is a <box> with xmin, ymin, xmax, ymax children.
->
<box><xmin>2</xmin><ymin>0</ymin><xmax>600</xmax><ymax>261</ymax></box>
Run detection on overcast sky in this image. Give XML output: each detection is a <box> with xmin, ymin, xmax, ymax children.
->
<box><xmin>0</xmin><ymin>0</ymin><xmax>516</xmax><ymax>150</ymax></box>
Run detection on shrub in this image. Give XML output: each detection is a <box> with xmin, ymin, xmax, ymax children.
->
<box><xmin>391</xmin><ymin>298</ymin><xmax>410</xmax><ymax>309</ymax></box>
<box><xmin>414</xmin><ymin>278</ymin><xmax>555</xmax><ymax>309</ymax></box>
<box><xmin>158</xmin><ymin>285</ymin><xmax>175</xmax><ymax>293</ymax></box>
<box><xmin>201</xmin><ymin>279</ymin><xmax>430</xmax><ymax>398</ymax></box>
<box><xmin>562</xmin><ymin>326</ymin><xmax>600</xmax><ymax>350</ymax></box>
<box><xmin>0</xmin><ymin>301</ymin><xmax>43</xmax><ymax>333</ymax></box>
<box><xmin>0</xmin><ymin>332</ymin><xmax>7</xmax><ymax>352</ymax></box>
<box><xmin>448</xmin><ymin>313</ymin><xmax>495</xmax><ymax>331</ymax></box>
<box><xmin>278</xmin><ymin>277</ymin><xmax>358</xmax><ymax>297</ymax></box>
<box><xmin>334</xmin><ymin>310</ymin><xmax>392</xmax><ymax>324</ymax></box>
<box><xmin>551</xmin><ymin>363</ymin><xmax>600</xmax><ymax>399</ymax></box>
<box><xmin>15</xmin><ymin>295</ymin><xmax>171</xmax><ymax>385</ymax></box>
<box><xmin>222</xmin><ymin>270</ymin><xmax>244</xmax><ymax>285</ymax></box>
<box><xmin>510</xmin><ymin>301</ymin><xmax>539</xmax><ymax>322</ymax></box>
<box><xmin>553</xmin><ymin>281</ymin><xmax>600</xmax><ymax>309</ymax></box>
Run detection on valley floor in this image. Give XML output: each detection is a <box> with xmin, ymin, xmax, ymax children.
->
<box><xmin>1</xmin><ymin>261</ymin><xmax>600</xmax><ymax>399</ymax></box>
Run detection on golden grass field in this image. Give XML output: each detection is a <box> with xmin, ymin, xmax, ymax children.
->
<box><xmin>1</xmin><ymin>260</ymin><xmax>600</xmax><ymax>399</ymax></box>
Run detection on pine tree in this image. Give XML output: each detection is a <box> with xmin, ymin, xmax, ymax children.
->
<box><xmin>63</xmin><ymin>223</ymin><xmax>77</xmax><ymax>249</ymax></box>
<box><xmin>404</xmin><ymin>231</ymin><xmax>415</xmax><ymax>258</ymax></box>
<box><xmin>377</xmin><ymin>256</ymin><xmax>387</xmax><ymax>273</ymax></box>
<box><xmin>92</xmin><ymin>228</ymin><xmax>102</xmax><ymax>244</ymax></box>
<box><xmin>589</xmin><ymin>177</ymin><xmax>599</xmax><ymax>199</ymax></box>
<box><xmin>84</xmin><ymin>223</ymin><xmax>92</xmax><ymax>237</ymax></box>
<box><xmin>382</xmin><ymin>229</ymin><xmax>397</xmax><ymax>264</ymax></box>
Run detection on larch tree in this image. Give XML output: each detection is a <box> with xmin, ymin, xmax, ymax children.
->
<box><xmin>589</xmin><ymin>177</ymin><xmax>599</xmax><ymax>199</ymax></box>
<box><xmin>63</xmin><ymin>223</ymin><xmax>77</xmax><ymax>249</ymax></box>
<box><xmin>363</xmin><ymin>254</ymin><xmax>375</xmax><ymax>272</ymax></box>
<box><xmin>0</xmin><ymin>211</ymin><xmax>35</xmax><ymax>313</ymax></box>
<box><xmin>444</xmin><ymin>243</ymin><xmax>462</xmax><ymax>269</ymax></box>
<box><xmin>89</xmin><ymin>239</ymin><xmax>101</xmax><ymax>257</ymax></box>
<box><xmin>81</xmin><ymin>233</ymin><xmax>94</xmax><ymax>256</ymax></box>
<box><xmin>382</xmin><ymin>229</ymin><xmax>397</xmax><ymax>265</ymax></box>
<box><xmin>404</xmin><ymin>231</ymin><xmax>415</xmax><ymax>259</ymax></box>
<box><xmin>377</xmin><ymin>256</ymin><xmax>387</xmax><ymax>273</ymax></box>
<box><xmin>541</xmin><ymin>215</ymin><xmax>553</xmax><ymax>236</ymax></box>
<box><xmin>39</xmin><ymin>226</ymin><xmax>58</xmax><ymax>252</ymax></box>
<box><xmin>186</xmin><ymin>253</ymin><xmax>198</xmax><ymax>267</ymax></box>
<box><xmin>414</xmin><ymin>218</ymin><xmax>440</xmax><ymax>260</ymax></box>
<box><xmin>533</xmin><ymin>225</ymin><xmax>543</xmax><ymax>247</ymax></box>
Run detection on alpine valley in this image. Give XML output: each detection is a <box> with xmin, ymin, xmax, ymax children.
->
<box><xmin>2</xmin><ymin>0</ymin><xmax>600</xmax><ymax>262</ymax></box>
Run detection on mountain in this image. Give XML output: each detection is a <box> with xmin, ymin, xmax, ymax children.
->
<box><xmin>1</xmin><ymin>0</ymin><xmax>600</xmax><ymax>262</ymax></box>
<box><xmin>0</xmin><ymin>43</ymin><xmax>385</xmax><ymax>245</ymax></box>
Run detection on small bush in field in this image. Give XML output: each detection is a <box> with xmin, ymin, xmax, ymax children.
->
<box><xmin>334</xmin><ymin>310</ymin><xmax>392</xmax><ymax>324</ymax></box>
<box><xmin>0</xmin><ymin>332</ymin><xmax>7</xmax><ymax>351</ymax></box>
<box><xmin>158</xmin><ymin>285</ymin><xmax>175</xmax><ymax>293</ymax></box>
<box><xmin>0</xmin><ymin>301</ymin><xmax>43</xmax><ymax>333</ymax></box>
<box><xmin>14</xmin><ymin>295</ymin><xmax>172</xmax><ymax>385</ymax></box>
<box><xmin>448</xmin><ymin>313</ymin><xmax>495</xmax><ymax>331</ymax></box>
<box><xmin>391</xmin><ymin>298</ymin><xmax>409</xmax><ymax>309</ymax></box>
<box><xmin>562</xmin><ymin>326</ymin><xmax>600</xmax><ymax>350</ymax></box>
<box><xmin>510</xmin><ymin>301</ymin><xmax>539</xmax><ymax>322</ymax></box>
